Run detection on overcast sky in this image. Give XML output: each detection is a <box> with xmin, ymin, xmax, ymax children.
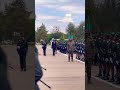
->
<box><xmin>35</xmin><ymin>0</ymin><xmax>85</xmax><ymax>33</ymax></box>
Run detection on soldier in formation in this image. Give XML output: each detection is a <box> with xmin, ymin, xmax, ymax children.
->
<box><xmin>94</xmin><ymin>33</ymin><xmax>120</xmax><ymax>84</ymax></box>
<box><xmin>57</xmin><ymin>40</ymin><xmax>85</xmax><ymax>61</ymax></box>
<box><xmin>59</xmin><ymin>41</ymin><xmax>67</xmax><ymax>54</ymax></box>
<box><xmin>75</xmin><ymin>41</ymin><xmax>85</xmax><ymax>61</ymax></box>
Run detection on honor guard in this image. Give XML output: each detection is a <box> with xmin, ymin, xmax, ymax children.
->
<box><xmin>42</xmin><ymin>41</ymin><xmax>47</xmax><ymax>56</ymax></box>
<box><xmin>114</xmin><ymin>37</ymin><xmax>120</xmax><ymax>84</ymax></box>
<box><xmin>51</xmin><ymin>39</ymin><xmax>57</xmax><ymax>56</ymax></box>
<box><xmin>67</xmin><ymin>39</ymin><xmax>75</xmax><ymax>62</ymax></box>
<box><xmin>17</xmin><ymin>36</ymin><xmax>28</xmax><ymax>71</ymax></box>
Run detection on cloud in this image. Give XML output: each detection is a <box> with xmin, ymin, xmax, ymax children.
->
<box><xmin>35</xmin><ymin>0</ymin><xmax>85</xmax><ymax>33</ymax></box>
<box><xmin>36</xmin><ymin>14</ymin><xmax>58</xmax><ymax>21</ymax></box>
<box><xmin>58</xmin><ymin>13</ymin><xmax>73</xmax><ymax>23</ymax></box>
<box><xmin>35</xmin><ymin>0</ymin><xmax>70</xmax><ymax>4</ymax></box>
<box><xmin>36</xmin><ymin>0</ymin><xmax>85</xmax><ymax>14</ymax></box>
<box><xmin>59</xmin><ymin>5</ymin><xmax>85</xmax><ymax>14</ymax></box>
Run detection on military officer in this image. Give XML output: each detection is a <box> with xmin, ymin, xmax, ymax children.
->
<box><xmin>42</xmin><ymin>40</ymin><xmax>47</xmax><ymax>56</ymax></box>
<box><xmin>51</xmin><ymin>39</ymin><xmax>57</xmax><ymax>56</ymax></box>
<box><xmin>67</xmin><ymin>39</ymin><xmax>75</xmax><ymax>62</ymax></box>
<box><xmin>17</xmin><ymin>36</ymin><xmax>28</xmax><ymax>71</ymax></box>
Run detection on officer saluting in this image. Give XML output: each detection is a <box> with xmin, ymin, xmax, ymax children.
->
<box><xmin>51</xmin><ymin>39</ymin><xmax>57</xmax><ymax>56</ymax></box>
<box><xmin>17</xmin><ymin>36</ymin><xmax>28</xmax><ymax>71</ymax></box>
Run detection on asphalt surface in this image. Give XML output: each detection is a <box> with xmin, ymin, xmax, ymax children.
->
<box><xmin>1</xmin><ymin>45</ymin><xmax>35</xmax><ymax>90</ymax></box>
<box><xmin>86</xmin><ymin>66</ymin><xmax>120</xmax><ymax>90</ymax></box>
<box><xmin>1</xmin><ymin>45</ymin><xmax>120</xmax><ymax>90</ymax></box>
<box><xmin>37</xmin><ymin>45</ymin><xmax>120</xmax><ymax>90</ymax></box>
<box><xmin>37</xmin><ymin>45</ymin><xmax>85</xmax><ymax>90</ymax></box>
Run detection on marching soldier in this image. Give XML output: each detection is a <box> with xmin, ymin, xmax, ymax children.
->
<box><xmin>51</xmin><ymin>39</ymin><xmax>57</xmax><ymax>56</ymax></box>
<box><xmin>17</xmin><ymin>36</ymin><xmax>28</xmax><ymax>71</ymax></box>
<box><xmin>42</xmin><ymin>41</ymin><xmax>47</xmax><ymax>56</ymax></box>
<box><xmin>67</xmin><ymin>39</ymin><xmax>75</xmax><ymax>62</ymax></box>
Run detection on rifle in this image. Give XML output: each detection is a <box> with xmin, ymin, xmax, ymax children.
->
<box><xmin>41</xmin><ymin>67</ymin><xmax>47</xmax><ymax>70</ymax></box>
<box><xmin>39</xmin><ymin>80</ymin><xmax>51</xmax><ymax>89</ymax></box>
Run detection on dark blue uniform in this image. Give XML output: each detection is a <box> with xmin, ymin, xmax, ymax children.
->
<box><xmin>42</xmin><ymin>42</ymin><xmax>47</xmax><ymax>56</ymax></box>
<box><xmin>17</xmin><ymin>38</ymin><xmax>28</xmax><ymax>71</ymax></box>
<box><xmin>51</xmin><ymin>41</ymin><xmax>57</xmax><ymax>56</ymax></box>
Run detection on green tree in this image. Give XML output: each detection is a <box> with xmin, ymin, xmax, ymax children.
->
<box><xmin>36</xmin><ymin>23</ymin><xmax>48</xmax><ymax>42</ymax></box>
<box><xmin>47</xmin><ymin>34</ymin><xmax>52</xmax><ymax>43</ymax></box>
<box><xmin>75</xmin><ymin>21</ymin><xmax>85</xmax><ymax>41</ymax></box>
<box><xmin>4</xmin><ymin>0</ymin><xmax>33</xmax><ymax>42</ymax></box>
<box><xmin>66</xmin><ymin>23</ymin><xmax>75</xmax><ymax>36</ymax></box>
<box><xmin>51</xmin><ymin>32</ymin><xmax>64</xmax><ymax>39</ymax></box>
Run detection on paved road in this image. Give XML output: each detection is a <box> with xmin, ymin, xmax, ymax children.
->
<box><xmin>1</xmin><ymin>45</ymin><xmax>35</xmax><ymax>90</ymax></box>
<box><xmin>37</xmin><ymin>45</ymin><xmax>85</xmax><ymax>90</ymax></box>
<box><xmin>86</xmin><ymin>66</ymin><xmax>120</xmax><ymax>90</ymax></box>
<box><xmin>37</xmin><ymin>45</ymin><xmax>120</xmax><ymax>90</ymax></box>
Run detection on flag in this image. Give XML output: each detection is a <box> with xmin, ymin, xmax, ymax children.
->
<box><xmin>68</xmin><ymin>34</ymin><xmax>74</xmax><ymax>39</ymax></box>
<box><xmin>85</xmin><ymin>16</ymin><xmax>91</xmax><ymax>31</ymax></box>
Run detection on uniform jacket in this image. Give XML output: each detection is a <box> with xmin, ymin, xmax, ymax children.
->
<box><xmin>17</xmin><ymin>39</ymin><xmax>28</xmax><ymax>55</ymax></box>
<box><xmin>51</xmin><ymin>41</ymin><xmax>57</xmax><ymax>49</ymax></box>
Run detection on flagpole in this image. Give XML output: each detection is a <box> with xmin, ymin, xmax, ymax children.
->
<box><xmin>88</xmin><ymin>16</ymin><xmax>93</xmax><ymax>40</ymax></box>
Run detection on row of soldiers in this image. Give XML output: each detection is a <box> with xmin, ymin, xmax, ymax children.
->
<box><xmin>75</xmin><ymin>41</ymin><xmax>85</xmax><ymax>61</ymax></box>
<box><xmin>93</xmin><ymin>33</ymin><xmax>120</xmax><ymax>84</ymax></box>
<box><xmin>57</xmin><ymin>40</ymin><xmax>85</xmax><ymax>61</ymax></box>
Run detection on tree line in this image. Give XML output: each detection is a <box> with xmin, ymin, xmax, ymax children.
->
<box><xmin>35</xmin><ymin>21</ymin><xmax>85</xmax><ymax>43</ymax></box>
<box><xmin>0</xmin><ymin>0</ymin><xmax>34</xmax><ymax>43</ymax></box>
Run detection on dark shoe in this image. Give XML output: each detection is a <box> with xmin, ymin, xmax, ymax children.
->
<box><xmin>114</xmin><ymin>81</ymin><xmax>120</xmax><ymax>84</ymax></box>
<box><xmin>23</xmin><ymin>68</ymin><xmax>26</xmax><ymax>71</ymax></box>
<box><xmin>109</xmin><ymin>79</ymin><xmax>114</xmax><ymax>82</ymax></box>
<box><xmin>103</xmin><ymin>77</ymin><xmax>109</xmax><ymax>80</ymax></box>
<box><xmin>96</xmin><ymin>74</ymin><xmax>102</xmax><ymax>78</ymax></box>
